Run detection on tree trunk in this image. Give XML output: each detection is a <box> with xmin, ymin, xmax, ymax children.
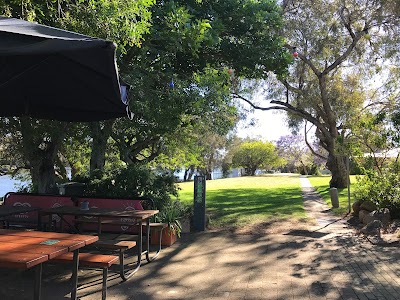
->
<box><xmin>300</xmin><ymin>161</ymin><xmax>308</xmax><ymax>175</ymax></box>
<box><xmin>326</xmin><ymin>153</ymin><xmax>348</xmax><ymax>188</ymax></box>
<box><xmin>185</xmin><ymin>165</ymin><xmax>195</xmax><ymax>181</ymax></box>
<box><xmin>20</xmin><ymin>118</ymin><xmax>64</xmax><ymax>194</ymax></box>
<box><xmin>251</xmin><ymin>167</ymin><xmax>257</xmax><ymax>176</ymax></box>
<box><xmin>89</xmin><ymin>121</ymin><xmax>113</xmax><ymax>173</ymax></box>
<box><xmin>31</xmin><ymin>157</ymin><xmax>58</xmax><ymax>194</ymax></box>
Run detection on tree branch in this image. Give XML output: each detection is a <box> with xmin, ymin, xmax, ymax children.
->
<box><xmin>304</xmin><ymin>123</ymin><xmax>327</xmax><ymax>160</ymax></box>
<box><xmin>322</xmin><ymin>19</ymin><xmax>369</xmax><ymax>75</ymax></box>
<box><xmin>234</xmin><ymin>93</ymin><xmax>331</xmax><ymax>138</ymax></box>
<box><xmin>282</xmin><ymin>80</ymin><xmax>305</xmax><ymax>96</ymax></box>
<box><xmin>284</xmin><ymin>44</ymin><xmax>321</xmax><ymax>76</ymax></box>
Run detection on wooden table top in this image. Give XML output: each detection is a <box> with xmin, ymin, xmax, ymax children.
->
<box><xmin>0</xmin><ymin>230</ymin><xmax>98</xmax><ymax>269</ymax></box>
<box><xmin>0</xmin><ymin>229</ymin><xmax>98</xmax><ymax>244</ymax></box>
<box><xmin>40</xmin><ymin>206</ymin><xmax>159</xmax><ymax>220</ymax></box>
<box><xmin>0</xmin><ymin>205</ymin><xmax>40</xmax><ymax>217</ymax></box>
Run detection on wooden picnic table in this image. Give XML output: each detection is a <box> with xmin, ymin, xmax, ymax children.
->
<box><xmin>0</xmin><ymin>205</ymin><xmax>41</xmax><ymax>229</ymax></box>
<box><xmin>39</xmin><ymin>207</ymin><xmax>159</xmax><ymax>279</ymax></box>
<box><xmin>0</xmin><ymin>229</ymin><xmax>98</xmax><ymax>300</ymax></box>
<box><xmin>0</xmin><ymin>205</ymin><xmax>40</xmax><ymax>217</ymax></box>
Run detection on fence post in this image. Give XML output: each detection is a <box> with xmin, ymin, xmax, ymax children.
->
<box><xmin>330</xmin><ymin>187</ymin><xmax>339</xmax><ymax>208</ymax></box>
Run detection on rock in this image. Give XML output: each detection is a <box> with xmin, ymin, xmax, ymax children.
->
<box><xmin>360</xmin><ymin>220</ymin><xmax>382</xmax><ymax>237</ymax></box>
<box><xmin>352</xmin><ymin>201</ymin><xmax>362</xmax><ymax>216</ymax></box>
<box><xmin>388</xmin><ymin>219</ymin><xmax>400</xmax><ymax>233</ymax></box>
<box><xmin>363</xmin><ymin>208</ymin><xmax>391</xmax><ymax>225</ymax></box>
<box><xmin>359</xmin><ymin>209</ymin><xmax>370</xmax><ymax>224</ymax></box>
<box><xmin>360</xmin><ymin>200</ymin><xmax>377</xmax><ymax>212</ymax></box>
<box><xmin>181</xmin><ymin>217</ymin><xmax>191</xmax><ymax>233</ymax></box>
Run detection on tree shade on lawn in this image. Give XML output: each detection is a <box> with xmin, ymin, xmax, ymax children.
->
<box><xmin>178</xmin><ymin>175</ymin><xmax>306</xmax><ymax>229</ymax></box>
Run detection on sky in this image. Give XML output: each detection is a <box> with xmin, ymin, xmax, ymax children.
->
<box><xmin>236</xmin><ymin>109</ymin><xmax>292</xmax><ymax>142</ymax></box>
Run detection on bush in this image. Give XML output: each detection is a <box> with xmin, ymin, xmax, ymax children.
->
<box><xmin>74</xmin><ymin>164</ymin><xmax>178</xmax><ymax>206</ymax></box>
<box><xmin>353</xmin><ymin>164</ymin><xmax>400</xmax><ymax>218</ymax></box>
<box><xmin>155</xmin><ymin>200</ymin><xmax>193</xmax><ymax>237</ymax></box>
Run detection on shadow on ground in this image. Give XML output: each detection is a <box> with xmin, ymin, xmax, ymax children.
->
<box><xmin>1</xmin><ymin>222</ymin><xmax>400</xmax><ymax>300</ymax></box>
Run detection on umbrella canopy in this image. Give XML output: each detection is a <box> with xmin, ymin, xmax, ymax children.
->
<box><xmin>0</xmin><ymin>16</ymin><xmax>128</xmax><ymax>122</ymax></box>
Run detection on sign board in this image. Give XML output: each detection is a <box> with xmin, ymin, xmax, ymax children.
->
<box><xmin>193</xmin><ymin>175</ymin><xmax>206</xmax><ymax>231</ymax></box>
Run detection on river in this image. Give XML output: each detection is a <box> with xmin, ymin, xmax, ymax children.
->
<box><xmin>0</xmin><ymin>175</ymin><xmax>27</xmax><ymax>198</ymax></box>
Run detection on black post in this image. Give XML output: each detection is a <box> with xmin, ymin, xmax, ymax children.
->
<box><xmin>193</xmin><ymin>175</ymin><xmax>206</xmax><ymax>231</ymax></box>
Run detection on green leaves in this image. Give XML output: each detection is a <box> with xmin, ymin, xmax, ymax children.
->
<box><xmin>232</xmin><ymin>140</ymin><xmax>284</xmax><ymax>175</ymax></box>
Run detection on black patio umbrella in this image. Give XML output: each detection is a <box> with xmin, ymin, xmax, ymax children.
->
<box><xmin>0</xmin><ymin>16</ymin><xmax>130</xmax><ymax>122</ymax></box>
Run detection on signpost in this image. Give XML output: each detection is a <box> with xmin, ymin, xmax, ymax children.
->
<box><xmin>193</xmin><ymin>175</ymin><xmax>206</xmax><ymax>231</ymax></box>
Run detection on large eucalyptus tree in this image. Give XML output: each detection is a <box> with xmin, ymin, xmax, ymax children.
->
<box><xmin>236</xmin><ymin>0</ymin><xmax>400</xmax><ymax>187</ymax></box>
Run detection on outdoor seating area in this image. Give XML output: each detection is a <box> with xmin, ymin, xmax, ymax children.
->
<box><xmin>0</xmin><ymin>193</ymin><xmax>167</xmax><ymax>299</ymax></box>
<box><xmin>1</xmin><ymin>2</ymin><xmax>400</xmax><ymax>299</ymax></box>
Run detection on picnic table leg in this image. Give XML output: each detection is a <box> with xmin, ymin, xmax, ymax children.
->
<box><xmin>145</xmin><ymin>218</ymin><xmax>162</xmax><ymax>262</ymax></box>
<box><xmin>37</xmin><ymin>213</ymin><xmax>42</xmax><ymax>231</ymax></box>
<box><xmin>70</xmin><ymin>249</ymin><xmax>79</xmax><ymax>300</ymax></box>
<box><xmin>34</xmin><ymin>263</ymin><xmax>42</xmax><ymax>300</ymax></box>
<box><xmin>144</xmin><ymin>218</ymin><xmax>153</xmax><ymax>262</ymax></box>
<box><xmin>48</xmin><ymin>214</ymin><xmax>52</xmax><ymax>231</ymax></box>
<box><xmin>118</xmin><ymin>220</ymin><xmax>142</xmax><ymax>281</ymax></box>
<box><xmin>97</xmin><ymin>217</ymin><xmax>102</xmax><ymax>235</ymax></box>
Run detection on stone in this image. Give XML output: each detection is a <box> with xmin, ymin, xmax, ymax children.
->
<box><xmin>360</xmin><ymin>219</ymin><xmax>382</xmax><ymax>237</ymax></box>
<box><xmin>363</xmin><ymin>208</ymin><xmax>391</xmax><ymax>225</ymax></box>
<box><xmin>358</xmin><ymin>209</ymin><xmax>370</xmax><ymax>224</ymax></box>
<box><xmin>389</xmin><ymin>219</ymin><xmax>400</xmax><ymax>233</ymax></box>
<box><xmin>360</xmin><ymin>200</ymin><xmax>377</xmax><ymax>212</ymax></box>
<box><xmin>181</xmin><ymin>217</ymin><xmax>191</xmax><ymax>233</ymax></box>
<box><xmin>352</xmin><ymin>201</ymin><xmax>362</xmax><ymax>216</ymax></box>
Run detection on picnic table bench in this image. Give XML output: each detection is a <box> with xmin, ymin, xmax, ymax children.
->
<box><xmin>2</xmin><ymin>192</ymin><xmax>75</xmax><ymax>230</ymax></box>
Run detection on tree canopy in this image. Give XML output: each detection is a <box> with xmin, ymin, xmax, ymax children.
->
<box><xmin>0</xmin><ymin>0</ymin><xmax>290</xmax><ymax>192</ymax></box>
<box><xmin>232</xmin><ymin>140</ymin><xmax>283</xmax><ymax>175</ymax></box>
<box><xmin>235</xmin><ymin>0</ymin><xmax>400</xmax><ymax>187</ymax></box>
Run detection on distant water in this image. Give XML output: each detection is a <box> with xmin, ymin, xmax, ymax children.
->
<box><xmin>0</xmin><ymin>175</ymin><xmax>26</xmax><ymax>198</ymax></box>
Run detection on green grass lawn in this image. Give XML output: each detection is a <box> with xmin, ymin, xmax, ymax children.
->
<box><xmin>307</xmin><ymin>175</ymin><xmax>359</xmax><ymax>215</ymax></box>
<box><xmin>177</xmin><ymin>175</ymin><xmax>306</xmax><ymax>229</ymax></box>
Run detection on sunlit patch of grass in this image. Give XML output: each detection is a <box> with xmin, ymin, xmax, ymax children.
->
<box><xmin>307</xmin><ymin>175</ymin><xmax>359</xmax><ymax>216</ymax></box>
<box><xmin>177</xmin><ymin>175</ymin><xmax>306</xmax><ymax>229</ymax></box>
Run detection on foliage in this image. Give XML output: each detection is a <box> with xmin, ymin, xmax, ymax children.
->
<box><xmin>0</xmin><ymin>0</ymin><xmax>155</xmax><ymax>192</ymax></box>
<box><xmin>353</xmin><ymin>164</ymin><xmax>400</xmax><ymax>218</ymax></box>
<box><xmin>0</xmin><ymin>117</ymin><xmax>72</xmax><ymax>193</ymax></box>
<box><xmin>0</xmin><ymin>0</ymin><xmax>154</xmax><ymax>49</ymax></box>
<box><xmin>114</xmin><ymin>0</ymin><xmax>290</xmax><ymax>168</ymax></box>
<box><xmin>155</xmin><ymin>200</ymin><xmax>192</xmax><ymax>237</ymax></box>
<box><xmin>234</xmin><ymin>0</ymin><xmax>400</xmax><ymax>188</ymax></box>
<box><xmin>232</xmin><ymin>140</ymin><xmax>284</xmax><ymax>175</ymax></box>
<box><xmin>275</xmin><ymin>135</ymin><xmax>320</xmax><ymax>174</ymax></box>
<box><xmin>76</xmin><ymin>164</ymin><xmax>178</xmax><ymax>204</ymax></box>
<box><xmin>0</xmin><ymin>0</ymin><xmax>290</xmax><ymax>193</ymax></box>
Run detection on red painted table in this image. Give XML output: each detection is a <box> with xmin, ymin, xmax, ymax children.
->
<box><xmin>0</xmin><ymin>229</ymin><xmax>98</xmax><ymax>300</ymax></box>
<box><xmin>40</xmin><ymin>207</ymin><xmax>159</xmax><ymax>279</ymax></box>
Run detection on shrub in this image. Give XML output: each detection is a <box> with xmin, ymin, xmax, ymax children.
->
<box><xmin>353</xmin><ymin>164</ymin><xmax>400</xmax><ymax>218</ymax></box>
<box><xmin>74</xmin><ymin>164</ymin><xmax>178</xmax><ymax>205</ymax></box>
<box><xmin>155</xmin><ymin>200</ymin><xmax>193</xmax><ymax>237</ymax></box>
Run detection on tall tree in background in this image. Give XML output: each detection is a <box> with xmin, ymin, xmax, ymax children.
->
<box><xmin>235</xmin><ymin>0</ymin><xmax>400</xmax><ymax>187</ymax></box>
<box><xmin>232</xmin><ymin>140</ymin><xmax>283</xmax><ymax>175</ymax></box>
<box><xmin>113</xmin><ymin>0</ymin><xmax>290</xmax><ymax>168</ymax></box>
